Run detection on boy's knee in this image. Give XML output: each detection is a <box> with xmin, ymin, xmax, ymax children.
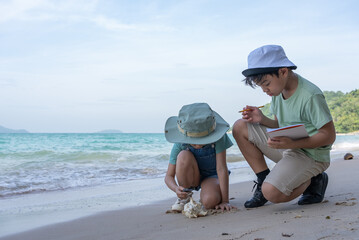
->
<box><xmin>176</xmin><ymin>150</ymin><xmax>194</xmax><ymax>166</ymax></box>
<box><xmin>262</xmin><ymin>183</ymin><xmax>285</xmax><ymax>203</ymax></box>
<box><xmin>201</xmin><ymin>194</ymin><xmax>220</xmax><ymax>209</ymax></box>
<box><xmin>232</xmin><ymin>119</ymin><xmax>247</xmax><ymax>138</ymax></box>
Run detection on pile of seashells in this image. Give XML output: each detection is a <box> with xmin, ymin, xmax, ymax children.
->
<box><xmin>182</xmin><ymin>197</ymin><xmax>208</xmax><ymax>218</ymax></box>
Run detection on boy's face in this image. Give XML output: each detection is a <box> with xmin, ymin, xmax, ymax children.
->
<box><xmin>255</xmin><ymin>69</ymin><xmax>287</xmax><ymax>97</ymax></box>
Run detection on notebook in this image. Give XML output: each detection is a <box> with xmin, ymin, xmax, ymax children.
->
<box><xmin>266</xmin><ymin>124</ymin><xmax>309</xmax><ymax>140</ymax></box>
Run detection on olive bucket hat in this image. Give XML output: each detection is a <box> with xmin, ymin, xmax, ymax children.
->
<box><xmin>242</xmin><ymin>45</ymin><xmax>297</xmax><ymax>77</ymax></box>
<box><xmin>164</xmin><ymin>103</ymin><xmax>230</xmax><ymax>145</ymax></box>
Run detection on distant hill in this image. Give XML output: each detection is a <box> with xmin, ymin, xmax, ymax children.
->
<box><xmin>0</xmin><ymin>125</ymin><xmax>29</xmax><ymax>133</ymax></box>
<box><xmin>95</xmin><ymin>129</ymin><xmax>123</xmax><ymax>133</ymax></box>
<box><xmin>324</xmin><ymin>89</ymin><xmax>359</xmax><ymax>133</ymax></box>
<box><xmin>261</xmin><ymin>89</ymin><xmax>359</xmax><ymax>133</ymax></box>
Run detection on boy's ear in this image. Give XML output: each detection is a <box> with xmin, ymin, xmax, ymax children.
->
<box><xmin>279</xmin><ymin>67</ymin><xmax>288</xmax><ymax>77</ymax></box>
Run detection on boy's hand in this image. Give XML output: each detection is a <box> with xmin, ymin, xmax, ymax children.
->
<box><xmin>215</xmin><ymin>202</ymin><xmax>237</xmax><ymax>212</ymax></box>
<box><xmin>241</xmin><ymin>105</ymin><xmax>263</xmax><ymax>123</ymax></box>
<box><xmin>267</xmin><ymin>136</ymin><xmax>295</xmax><ymax>149</ymax></box>
<box><xmin>175</xmin><ymin>186</ymin><xmax>191</xmax><ymax>199</ymax></box>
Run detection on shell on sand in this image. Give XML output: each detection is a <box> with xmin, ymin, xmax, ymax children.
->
<box><xmin>182</xmin><ymin>197</ymin><xmax>208</xmax><ymax>218</ymax></box>
<box><xmin>344</xmin><ymin>153</ymin><xmax>354</xmax><ymax>160</ymax></box>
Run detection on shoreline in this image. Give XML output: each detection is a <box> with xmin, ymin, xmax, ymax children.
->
<box><xmin>0</xmin><ymin>137</ymin><xmax>357</xmax><ymax>239</ymax></box>
<box><xmin>0</xmin><ymin>163</ymin><xmax>263</xmax><ymax>238</ymax></box>
<box><xmin>336</xmin><ymin>131</ymin><xmax>359</xmax><ymax>136</ymax></box>
<box><xmin>1</xmin><ymin>158</ymin><xmax>358</xmax><ymax>240</ymax></box>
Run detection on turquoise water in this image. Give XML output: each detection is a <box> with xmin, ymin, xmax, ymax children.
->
<box><xmin>0</xmin><ymin>133</ymin><xmax>172</xmax><ymax>197</ymax></box>
<box><xmin>0</xmin><ymin>133</ymin><xmax>358</xmax><ymax>198</ymax></box>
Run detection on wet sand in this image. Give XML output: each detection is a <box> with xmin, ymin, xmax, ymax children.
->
<box><xmin>2</xmin><ymin>158</ymin><xmax>358</xmax><ymax>240</ymax></box>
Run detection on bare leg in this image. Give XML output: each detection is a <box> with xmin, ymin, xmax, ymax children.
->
<box><xmin>232</xmin><ymin>119</ymin><xmax>271</xmax><ymax>208</ymax></box>
<box><xmin>262</xmin><ymin>180</ymin><xmax>311</xmax><ymax>203</ymax></box>
<box><xmin>232</xmin><ymin>119</ymin><xmax>268</xmax><ymax>173</ymax></box>
<box><xmin>175</xmin><ymin>150</ymin><xmax>200</xmax><ymax>188</ymax></box>
<box><xmin>200</xmin><ymin>178</ymin><xmax>221</xmax><ymax>209</ymax></box>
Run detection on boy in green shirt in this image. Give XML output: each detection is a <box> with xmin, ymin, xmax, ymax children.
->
<box><xmin>232</xmin><ymin>45</ymin><xmax>336</xmax><ymax>208</ymax></box>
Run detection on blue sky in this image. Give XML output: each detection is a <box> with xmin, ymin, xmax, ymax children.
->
<box><xmin>1</xmin><ymin>0</ymin><xmax>358</xmax><ymax>133</ymax></box>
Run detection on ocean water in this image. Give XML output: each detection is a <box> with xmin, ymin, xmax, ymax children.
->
<box><xmin>0</xmin><ymin>133</ymin><xmax>170</xmax><ymax>198</ymax></box>
<box><xmin>0</xmin><ymin>133</ymin><xmax>358</xmax><ymax>237</ymax></box>
<box><xmin>0</xmin><ymin>133</ymin><xmax>358</xmax><ymax>198</ymax></box>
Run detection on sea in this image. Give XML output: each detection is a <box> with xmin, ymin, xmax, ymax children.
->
<box><xmin>0</xmin><ymin>133</ymin><xmax>248</xmax><ymax>198</ymax></box>
<box><xmin>0</xmin><ymin>133</ymin><xmax>358</xmax><ymax>236</ymax></box>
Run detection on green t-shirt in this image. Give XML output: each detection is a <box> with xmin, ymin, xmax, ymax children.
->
<box><xmin>270</xmin><ymin>74</ymin><xmax>333</xmax><ymax>162</ymax></box>
<box><xmin>169</xmin><ymin>134</ymin><xmax>233</xmax><ymax>165</ymax></box>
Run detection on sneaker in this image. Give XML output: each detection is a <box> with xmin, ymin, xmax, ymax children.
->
<box><xmin>298</xmin><ymin>172</ymin><xmax>328</xmax><ymax>205</ymax></box>
<box><xmin>244</xmin><ymin>179</ymin><xmax>268</xmax><ymax>208</ymax></box>
<box><xmin>171</xmin><ymin>197</ymin><xmax>190</xmax><ymax>211</ymax></box>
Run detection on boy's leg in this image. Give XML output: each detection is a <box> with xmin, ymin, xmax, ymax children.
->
<box><xmin>199</xmin><ymin>177</ymin><xmax>221</xmax><ymax>209</ymax></box>
<box><xmin>262</xmin><ymin>149</ymin><xmax>329</xmax><ymax>203</ymax></box>
<box><xmin>232</xmin><ymin>120</ymin><xmax>282</xmax><ymax>208</ymax></box>
<box><xmin>172</xmin><ymin>150</ymin><xmax>201</xmax><ymax>211</ymax></box>
<box><xmin>175</xmin><ymin>150</ymin><xmax>201</xmax><ymax>188</ymax></box>
<box><xmin>232</xmin><ymin>119</ymin><xmax>269</xmax><ymax>173</ymax></box>
<box><xmin>262</xmin><ymin>179</ymin><xmax>311</xmax><ymax>203</ymax></box>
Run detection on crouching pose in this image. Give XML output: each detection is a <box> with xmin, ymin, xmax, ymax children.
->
<box><xmin>164</xmin><ymin>103</ymin><xmax>236</xmax><ymax>211</ymax></box>
<box><xmin>233</xmin><ymin>45</ymin><xmax>336</xmax><ymax>208</ymax></box>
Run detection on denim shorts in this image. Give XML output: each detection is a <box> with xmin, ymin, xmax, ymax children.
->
<box><xmin>184</xmin><ymin>144</ymin><xmax>231</xmax><ymax>183</ymax></box>
<box><xmin>186</xmin><ymin>144</ymin><xmax>218</xmax><ymax>180</ymax></box>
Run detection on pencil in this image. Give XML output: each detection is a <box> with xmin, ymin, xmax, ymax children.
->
<box><xmin>239</xmin><ymin>105</ymin><xmax>264</xmax><ymax>113</ymax></box>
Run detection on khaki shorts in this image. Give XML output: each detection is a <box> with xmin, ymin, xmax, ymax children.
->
<box><xmin>247</xmin><ymin>123</ymin><xmax>330</xmax><ymax>196</ymax></box>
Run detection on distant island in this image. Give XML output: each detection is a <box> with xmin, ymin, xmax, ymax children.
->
<box><xmin>95</xmin><ymin>129</ymin><xmax>123</xmax><ymax>134</ymax></box>
<box><xmin>0</xmin><ymin>125</ymin><xmax>29</xmax><ymax>133</ymax></box>
<box><xmin>0</xmin><ymin>126</ymin><xmax>123</xmax><ymax>134</ymax></box>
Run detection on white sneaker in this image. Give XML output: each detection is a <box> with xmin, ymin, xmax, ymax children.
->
<box><xmin>171</xmin><ymin>197</ymin><xmax>190</xmax><ymax>211</ymax></box>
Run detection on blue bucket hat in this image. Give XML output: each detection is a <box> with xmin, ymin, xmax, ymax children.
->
<box><xmin>164</xmin><ymin>103</ymin><xmax>230</xmax><ymax>145</ymax></box>
<box><xmin>242</xmin><ymin>45</ymin><xmax>297</xmax><ymax>77</ymax></box>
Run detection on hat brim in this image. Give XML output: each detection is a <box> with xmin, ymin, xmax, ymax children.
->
<box><xmin>242</xmin><ymin>66</ymin><xmax>297</xmax><ymax>77</ymax></box>
<box><xmin>164</xmin><ymin>111</ymin><xmax>230</xmax><ymax>145</ymax></box>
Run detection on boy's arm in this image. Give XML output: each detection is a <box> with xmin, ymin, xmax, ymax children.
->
<box><xmin>268</xmin><ymin>121</ymin><xmax>336</xmax><ymax>149</ymax></box>
<box><xmin>290</xmin><ymin>93</ymin><xmax>336</xmax><ymax>148</ymax></box>
<box><xmin>216</xmin><ymin>151</ymin><xmax>229</xmax><ymax>203</ymax></box>
<box><xmin>260</xmin><ymin>114</ymin><xmax>279</xmax><ymax>128</ymax></box>
<box><xmin>293</xmin><ymin>120</ymin><xmax>336</xmax><ymax>148</ymax></box>
<box><xmin>164</xmin><ymin>163</ymin><xmax>188</xmax><ymax>199</ymax></box>
<box><xmin>216</xmin><ymin>150</ymin><xmax>236</xmax><ymax>211</ymax></box>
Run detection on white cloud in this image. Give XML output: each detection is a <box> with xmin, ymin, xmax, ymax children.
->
<box><xmin>91</xmin><ymin>15</ymin><xmax>175</xmax><ymax>32</ymax></box>
<box><xmin>0</xmin><ymin>0</ymin><xmax>98</xmax><ymax>23</ymax></box>
<box><xmin>0</xmin><ymin>0</ymin><xmax>358</xmax><ymax>132</ymax></box>
<box><xmin>0</xmin><ymin>0</ymin><xmax>45</xmax><ymax>22</ymax></box>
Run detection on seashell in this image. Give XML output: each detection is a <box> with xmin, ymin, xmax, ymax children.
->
<box><xmin>182</xmin><ymin>197</ymin><xmax>208</xmax><ymax>218</ymax></box>
<box><xmin>344</xmin><ymin>153</ymin><xmax>354</xmax><ymax>160</ymax></box>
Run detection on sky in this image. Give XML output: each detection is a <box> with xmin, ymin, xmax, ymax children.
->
<box><xmin>1</xmin><ymin>0</ymin><xmax>358</xmax><ymax>133</ymax></box>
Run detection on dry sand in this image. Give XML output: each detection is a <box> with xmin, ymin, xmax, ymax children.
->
<box><xmin>2</xmin><ymin>158</ymin><xmax>358</xmax><ymax>240</ymax></box>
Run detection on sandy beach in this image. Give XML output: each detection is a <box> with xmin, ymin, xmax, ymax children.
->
<box><xmin>1</xmin><ymin>157</ymin><xmax>358</xmax><ymax>240</ymax></box>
